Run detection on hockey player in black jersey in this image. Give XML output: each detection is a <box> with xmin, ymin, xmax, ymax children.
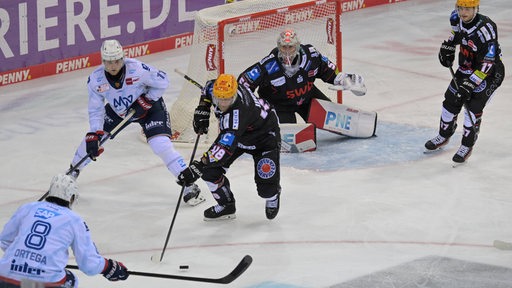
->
<box><xmin>425</xmin><ymin>0</ymin><xmax>505</xmax><ymax>163</ymax></box>
<box><xmin>238</xmin><ymin>29</ymin><xmax>366</xmax><ymax>124</ymax></box>
<box><xmin>177</xmin><ymin>74</ymin><xmax>282</xmax><ymax>220</ymax></box>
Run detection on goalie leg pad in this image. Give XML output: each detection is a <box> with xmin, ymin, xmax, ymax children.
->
<box><xmin>280</xmin><ymin>123</ymin><xmax>317</xmax><ymax>153</ymax></box>
<box><xmin>308</xmin><ymin>99</ymin><xmax>377</xmax><ymax>138</ymax></box>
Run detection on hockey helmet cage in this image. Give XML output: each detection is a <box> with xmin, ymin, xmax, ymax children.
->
<box><xmin>101</xmin><ymin>39</ymin><xmax>124</xmax><ymax>61</ymax></box>
<box><xmin>213</xmin><ymin>74</ymin><xmax>238</xmax><ymax>99</ymax></box>
<box><xmin>277</xmin><ymin>30</ymin><xmax>300</xmax><ymax>60</ymax></box>
<box><xmin>456</xmin><ymin>0</ymin><xmax>479</xmax><ymax>7</ymax></box>
<box><xmin>48</xmin><ymin>174</ymin><xmax>79</xmax><ymax>203</ymax></box>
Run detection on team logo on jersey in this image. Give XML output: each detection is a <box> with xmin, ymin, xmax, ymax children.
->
<box><xmin>486</xmin><ymin>43</ymin><xmax>496</xmax><ymax>57</ymax></box>
<box><xmin>247</xmin><ymin>66</ymin><xmax>262</xmax><ymax>82</ymax></box>
<box><xmin>257</xmin><ymin>158</ymin><xmax>276</xmax><ymax>179</ymax></box>
<box><xmin>265</xmin><ymin>60</ymin><xmax>280</xmax><ymax>75</ymax></box>
<box><xmin>297</xmin><ymin>75</ymin><xmax>304</xmax><ymax>84</ymax></box>
<box><xmin>96</xmin><ymin>83</ymin><xmax>109</xmax><ymax>93</ymax></box>
<box><xmin>219</xmin><ymin>132</ymin><xmax>235</xmax><ymax>147</ymax></box>
<box><xmin>34</xmin><ymin>208</ymin><xmax>60</xmax><ymax>220</ymax></box>
<box><xmin>126</xmin><ymin>77</ymin><xmax>139</xmax><ymax>85</ymax></box>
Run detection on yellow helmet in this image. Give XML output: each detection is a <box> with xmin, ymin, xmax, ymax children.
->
<box><xmin>213</xmin><ymin>74</ymin><xmax>238</xmax><ymax>99</ymax></box>
<box><xmin>456</xmin><ymin>0</ymin><xmax>479</xmax><ymax>7</ymax></box>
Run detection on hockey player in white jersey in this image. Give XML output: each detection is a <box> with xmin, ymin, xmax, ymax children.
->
<box><xmin>67</xmin><ymin>39</ymin><xmax>205</xmax><ymax>206</ymax></box>
<box><xmin>0</xmin><ymin>174</ymin><xmax>129</xmax><ymax>287</ymax></box>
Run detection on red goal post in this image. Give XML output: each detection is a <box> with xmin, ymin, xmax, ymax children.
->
<box><xmin>170</xmin><ymin>0</ymin><xmax>342</xmax><ymax>144</ymax></box>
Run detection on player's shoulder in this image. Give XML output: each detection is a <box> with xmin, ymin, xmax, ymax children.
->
<box><xmin>478</xmin><ymin>14</ymin><xmax>497</xmax><ymax>27</ymax></box>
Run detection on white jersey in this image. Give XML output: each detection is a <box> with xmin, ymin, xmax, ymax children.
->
<box><xmin>86</xmin><ymin>57</ymin><xmax>169</xmax><ymax>131</ymax></box>
<box><xmin>0</xmin><ymin>201</ymin><xmax>105</xmax><ymax>283</ymax></box>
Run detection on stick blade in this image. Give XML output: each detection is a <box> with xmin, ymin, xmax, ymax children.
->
<box><xmin>217</xmin><ymin>255</ymin><xmax>253</xmax><ymax>284</ymax></box>
<box><xmin>493</xmin><ymin>240</ymin><xmax>512</xmax><ymax>250</ymax></box>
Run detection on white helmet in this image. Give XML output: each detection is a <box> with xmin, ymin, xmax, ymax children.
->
<box><xmin>101</xmin><ymin>39</ymin><xmax>124</xmax><ymax>61</ymax></box>
<box><xmin>48</xmin><ymin>174</ymin><xmax>79</xmax><ymax>204</ymax></box>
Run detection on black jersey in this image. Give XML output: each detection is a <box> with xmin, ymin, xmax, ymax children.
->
<box><xmin>450</xmin><ymin>10</ymin><xmax>504</xmax><ymax>85</ymax></box>
<box><xmin>199</xmin><ymin>80</ymin><xmax>279</xmax><ymax>167</ymax></box>
<box><xmin>238</xmin><ymin>44</ymin><xmax>338</xmax><ymax>110</ymax></box>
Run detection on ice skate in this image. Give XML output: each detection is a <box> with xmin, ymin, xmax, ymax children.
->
<box><xmin>452</xmin><ymin>145</ymin><xmax>472</xmax><ymax>163</ymax></box>
<box><xmin>424</xmin><ymin>135</ymin><xmax>450</xmax><ymax>151</ymax></box>
<box><xmin>182</xmin><ymin>183</ymin><xmax>205</xmax><ymax>206</ymax></box>
<box><xmin>265</xmin><ymin>193</ymin><xmax>280</xmax><ymax>220</ymax></box>
<box><xmin>204</xmin><ymin>203</ymin><xmax>236</xmax><ymax>221</ymax></box>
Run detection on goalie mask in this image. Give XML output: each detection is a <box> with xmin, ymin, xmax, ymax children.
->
<box><xmin>48</xmin><ymin>174</ymin><xmax>79</xmax><ymax>207</ymax></box>
<box><xmin>277</xmin><ymin>29</ymin><xmax>301</xmax><ymax>76</ymax></box>
<box><xmin>213</xmin><ymin>74</ymin><xmax>238</xmax><ymax>112</ymax></box>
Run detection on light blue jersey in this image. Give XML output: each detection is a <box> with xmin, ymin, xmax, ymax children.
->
<box><xmin>0</xmin><ymin>201</ymin><xmax>105</xmax><ymax>284</ymax></box>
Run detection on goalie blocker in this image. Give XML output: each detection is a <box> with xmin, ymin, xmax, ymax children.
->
<box><xmin>308</xmin><ymin>99</ymin><xmax>377</xmax><ymax>138</ymax></box>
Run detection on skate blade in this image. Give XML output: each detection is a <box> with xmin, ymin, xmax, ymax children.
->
<box><xmin>184</xmin><ymin>195</ymin><xmax>206</xmax><ymax>206</ymax></box>
<box><xmin>203</xmin><ymin>214</ymin><xmax>236</xmax><ymax>221</ymax></box>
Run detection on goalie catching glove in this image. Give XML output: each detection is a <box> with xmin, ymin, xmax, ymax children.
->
<box><xmin>330</xmin><ymin>72</ymin><xmax>367</xmax><ymax>96</ymax></box>
<box><xmin>193</xmin><ymin>105</ymin><xmax>210</xmax><ymax>134</ymax></box>
<box><xmin>102</xmin><ymin>258</ymin><xmax>129</xmax><ymax>281</ymax></box>
<box><xmin>177</xmin><ymin>160</ymin><xmax>205</xmax><ymax>186</ymax></box>
<box><xmin>85</xmin><ymin>131</ymin><xmax>105</xmax><ymax>160</ymax></box>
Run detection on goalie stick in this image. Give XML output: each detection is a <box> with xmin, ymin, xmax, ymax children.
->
<box><xmin>67</xmin><ymin>254</ymin><xmax>252</xmax><ymax>284</ymax></box>
<box><xmin>38</xmin><ymin>109</ymin><xmax>136</xmax><ymax>201</ymax></box>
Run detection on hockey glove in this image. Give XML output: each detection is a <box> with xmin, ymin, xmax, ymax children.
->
<box><xmin>85</xmin><ymin>131</ymin><xmax>105</xmax><ymax>160</ymax></box>
<box><xmin>438</xmin><ymin>41</ymin><xmax>455</xmax><ymax>68</ymax></box>
<box><xmin>177</xmin><ymin>160</ymin><xmax>204</xmax><ymax>186</ymax></box>
<box><xmin>130</xmin><ymin>94</ymin><xmax>154</xmax><ymax>119</ymax></box>
<box><xmin>193</xmin><ymin>105</ymin><xmax>210</xmax><ymax>135</ymax></box>
<box><xmin>456</xmin><ymin>78</ymin><xmax>476</xmax><ymax>103</ymax></box>
<box><xmin>333</xmin><ymin>72</ymin><xmax>348</xmax><ymax>87</ymax></box>
<box><xmin>102</xmin><ymin>259</ymin><xmax>129</xmax><ymax>281</ymax></box>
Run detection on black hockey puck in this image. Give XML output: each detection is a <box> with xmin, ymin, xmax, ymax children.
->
<box><xmin>179</xmin><ymin>265</ymin><xmax>189</xmax><ymax>270</ymax></box>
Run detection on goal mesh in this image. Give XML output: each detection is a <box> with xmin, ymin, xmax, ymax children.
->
<box><xmin>170</xmin><ymin>0</ymin><xmax>342</xmax><ymax>143</ymax></box>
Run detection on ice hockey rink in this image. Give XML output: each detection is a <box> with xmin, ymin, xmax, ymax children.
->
<box><xmin>1</xmin><ymin>0</ymin><xmax>512</xmax><ymax>287</ymax></box>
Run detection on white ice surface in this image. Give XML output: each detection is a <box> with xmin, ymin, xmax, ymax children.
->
<box><xmin>1</xmin><ymin>0</ymin><xmax>512</xmax><ymax>287</ymax></box>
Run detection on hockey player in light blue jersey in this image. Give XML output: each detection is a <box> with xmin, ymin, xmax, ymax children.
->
<box><xmin>0</xmin><ymin>174</ymin><xmax>129</xmax><ymax>287</ymax></box>
<box><xmin>67</xmin><ymin>39</ymin><xmax>205</xmax><ymax>206</ymax></box>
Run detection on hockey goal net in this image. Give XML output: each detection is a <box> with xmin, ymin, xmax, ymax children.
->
<box><xmin>170</xmin><ymin>0</ymin><xmax>342</xmax><ymax>143</ymax></box>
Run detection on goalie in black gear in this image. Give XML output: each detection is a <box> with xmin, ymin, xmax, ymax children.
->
<box><xmin>425</xmin><ymin>0</ymin><xmax>505</xmax><ymax>163</ymax></box>
<box><xmin>177</xmin><ymin>74</ymin><xmax>282</xmax><ymax>221</ymax></box>
<box><xmin>238</xmin><ymin>29</ymin><xmax>366</xmax><ymax>125</ymax></box>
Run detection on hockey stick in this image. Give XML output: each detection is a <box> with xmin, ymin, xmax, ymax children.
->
<box><xmin>38</xmin><ymin>109</ymin><xmax>136</xmax><ymax>201</ymax></box>
<box><xmin>67</xmin><ymin>254</ymin><xmax>252</xmax><ymax>284</ymax></box>
<box><xmin>174</xmin><ymin>68</ymin><xmax>204</xmax><ymax>90</ymax></box>
<box><xmin>151</xmin><ymin>133</ymin><xmax>201</xmax><ymax>263</ymax></box>
<box><xmin>493</xmin><ymin>240</ymin><xmax>512</xmax><ymax>250</ymax></box>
